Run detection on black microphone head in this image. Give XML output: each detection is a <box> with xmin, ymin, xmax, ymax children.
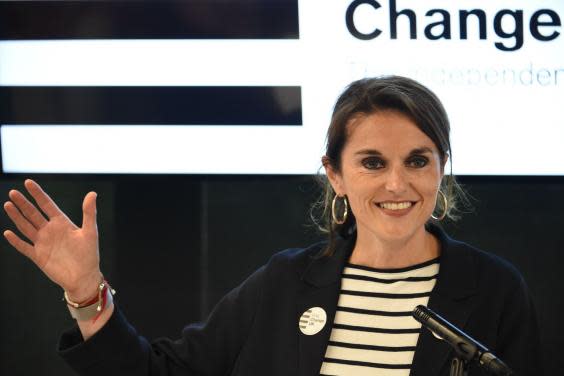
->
<box><xmin>412</xmin><ymin>304</ymin><xmax>431</xmax><ymax>324</ymax></box>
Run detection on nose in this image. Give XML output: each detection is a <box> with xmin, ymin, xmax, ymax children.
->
<box><xmin>384</xmin><ymin>165</ymin><xmax>408</xmax><ymax>194</ymax></box>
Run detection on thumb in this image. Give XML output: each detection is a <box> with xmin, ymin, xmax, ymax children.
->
<box><xmin>81</xmin><ymin>191</ymin><xmax>98</xmax><ymax>231</ymax></box>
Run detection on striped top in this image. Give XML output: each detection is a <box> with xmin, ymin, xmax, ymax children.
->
<box><xmin>319</xmin><ymin>258</ymin><xmax>440</xmax><ymax>376</ymax></box>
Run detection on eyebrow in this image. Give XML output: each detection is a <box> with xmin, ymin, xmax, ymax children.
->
<box><xmin>408</xmin><ymin>147</ymin><xmax>434</xmax><ymax>155</ymax></box>
<box><xmin>354</xmin><ymin>149</ymin><xmax>383</xmax><ymax>156</ymax></box>
<box><xmin>354</xmin><ymin>147</ymin><xmax>434</xmax><ymax>156</ymax></box>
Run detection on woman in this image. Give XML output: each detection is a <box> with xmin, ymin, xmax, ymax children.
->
<box><xmin>3</xmin><ymin>76</ymin><xmax>541</xmax><ymax>375</ymax></box>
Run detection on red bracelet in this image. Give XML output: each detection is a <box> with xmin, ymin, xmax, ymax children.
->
<box><xmin>91</xmin><ymin>283</ymin><xmax>110</xmax><ymax>323</ymax></box>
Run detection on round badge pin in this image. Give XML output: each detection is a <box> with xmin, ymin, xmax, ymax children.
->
<box><xmin>299</xmin><ymin>307</ymin><xmax>327</xmax><ymax>335</ymax></box>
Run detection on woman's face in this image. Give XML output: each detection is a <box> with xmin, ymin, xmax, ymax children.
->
<box><xmin>326</xmin><ymin>110</ymin><xmax>444</xmax><ymax>244</ymax></box>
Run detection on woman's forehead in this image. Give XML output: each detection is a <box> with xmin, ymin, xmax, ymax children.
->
<box><xmin>344</xmin><ymin>111</ymin><xmax>439</xmax><ymax>153</ymax></box>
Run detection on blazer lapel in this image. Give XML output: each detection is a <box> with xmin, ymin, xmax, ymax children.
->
<box><xmin>296</xmin><ymin>237</ymin><xmax>354</xmax><ymax>376</ymax></box>
<box><xmin>296</xmin><ymin>282</ymin><xmax>340</xmax><ymax>376</ymax></box>
<box><xmin>411</xmin><ymin>224</ymin><xmax>479</xmax><ymax>376</ymax></box>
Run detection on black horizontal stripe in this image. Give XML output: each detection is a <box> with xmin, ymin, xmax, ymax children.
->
<box><xmin>337</xmin><ymin>306</ymin><xmax>413</xmax><ymax>317</ymax></box>
<box><xmin>0</xmin><ymin>86</ymin><xmax>302</xmax><ymax>125</ymax></box>
<box><xmin>323</xmin><ymin>357</ymin><xmax>411</xmax><ymax>369</ymax></box>
<box><xmin>341</xmin><ymin>290</ymin><xmax>431</xmax><ymax>299</ymax></box>
<box><xmin>0</xmin><ymin>1</ymin><xmax>299</xmax><ymax>40</ymax></box>
<box><xmin>342</xmin><ymin>273</ymin><xmax>438</xmax><ymax>284</ymax></box>
<box><xmin>333</xmin><ymin>323</ymin><xmax>421</xmax><ymax>334</ymax></box>
<box><xmin>345</xmin><ymin>258</ymin><xmax>440</xmax><ymax>273</ymax></box>
<box><xmin>328</xmin><ymin>340</ymin><xmax>416</xmax><ymax>352</ymax></box>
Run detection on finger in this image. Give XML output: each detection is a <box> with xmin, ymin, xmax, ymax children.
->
<box><xmin>24</xmin><ymin>179</ymin><xmax>64</xmax><ymax>219</ymax></box>
<box><xmin>3</xmin><ymin>230</ymin><xmax>36</xmax><ymax>260</ymax></box>
<box><xmin>3</xmin><ymin>201</ymin><xmax>38</xmax><ymax>243</ymax></box>
<box><xmin>81</xmin><ymin>192</ymin><xmax>98</xmax><ymax>232</ymax></box>
<box><xmin>8</xmin><ymin>189</ymin><xmax>48</xmax><ymax>229</ymax></box>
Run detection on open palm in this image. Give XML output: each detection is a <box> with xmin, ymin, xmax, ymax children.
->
<box><xmin>3</xmin><ymin>180</ymin><xmax>101</xmax><ymax>299</ymax></box>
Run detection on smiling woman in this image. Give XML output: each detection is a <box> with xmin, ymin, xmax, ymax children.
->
<box><xmin>3</xmin><ymin>76</ymin><xmax>541</xmax><ymax>376</ymax></box>
<box><xmin>311</xmin><ymin>76</ymin><xmax>541</xmax><ymax>375</ymax></box>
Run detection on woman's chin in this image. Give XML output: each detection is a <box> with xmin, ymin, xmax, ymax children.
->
<box><xmin>361</xmin><ymin>221</ymin><xmax>424</xmax><ymax>245</ymax></box>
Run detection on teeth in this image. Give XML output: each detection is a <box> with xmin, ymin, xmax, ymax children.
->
<box><xmin>379</xmin><ymin>202</ymin><xmax>412</xmax><ymax>210</ymax></box>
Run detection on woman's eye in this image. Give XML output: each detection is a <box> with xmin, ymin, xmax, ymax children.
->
<box><xmin>407</xmin><ymin>156</ymin><xmax>428</xmax><ymax>168</ymax></box>
<box><xmin>361</xmin><ymin>157</ymin><xmax>385</xmax><ymax>169</ymax></box>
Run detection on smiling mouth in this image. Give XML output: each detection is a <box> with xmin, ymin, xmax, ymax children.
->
<box><xmin>377</xmin><ymin>201</ymin><xmax>414</xmax><ymax>210</ymax></box>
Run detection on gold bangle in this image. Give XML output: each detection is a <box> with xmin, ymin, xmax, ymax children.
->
<box><xmin>64</xmin><ymin>280</ymin><xmax>104</xmax><ymax>308</ymax></box>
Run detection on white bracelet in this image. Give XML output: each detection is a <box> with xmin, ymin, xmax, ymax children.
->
<box><xmin>66</xmin><ymin>287</ymin><xmax>114</xmax><ymax>321</ymax></box>
<box><xmin>64</xmin><ymin>280</ymin><xmax>116</xmax><ymax>321</ymax></box>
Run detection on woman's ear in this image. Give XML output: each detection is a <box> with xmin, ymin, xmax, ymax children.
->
<box><xmin>322</xmin><ymin>156</ymin><xmax>344</xmax><ymax>196</ymax></box>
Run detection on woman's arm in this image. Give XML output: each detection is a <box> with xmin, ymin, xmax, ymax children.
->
<box><xmin>4</xmin><ymin>179</ymin><xmax>111</xmax><ymax>338</ymax></box>
<box><xmin>5</xmin><ymin>179</ymin><xmax>263</xmax><ymax>375</ymax></box>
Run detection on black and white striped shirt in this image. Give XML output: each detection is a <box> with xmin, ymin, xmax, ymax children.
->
<box><xmin>319</xmin><ymin>258</ymin><xmax>440</xmax><ymax>376</ymax></box>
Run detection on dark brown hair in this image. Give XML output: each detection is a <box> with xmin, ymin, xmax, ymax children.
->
<box><xmin>313</xmin><ymin>75</ymin><xmax>467</xmax><ymax>256</ymax></box>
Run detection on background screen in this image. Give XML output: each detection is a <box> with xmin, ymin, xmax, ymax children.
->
<box><xmin>1</xmin><ymin>0</ymin><xmax>563</xmax><ymax>175</ymax></box>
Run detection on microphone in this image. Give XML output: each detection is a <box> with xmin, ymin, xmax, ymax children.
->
<box><xmin>412</xmin><ymin>305</ymin><xmax>513</xmax><ymax>376</ymax></box>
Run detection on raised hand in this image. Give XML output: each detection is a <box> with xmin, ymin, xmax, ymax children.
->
<box><xmin>3</xmin><ymin>179</ymin><xmax>102</xmax><ymax>302</ymax></box>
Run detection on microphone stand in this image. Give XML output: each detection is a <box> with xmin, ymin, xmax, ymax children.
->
<box><xmin>450</xmin><ymin>357</ymin><xmax>468</xmax><ymax>376</ymax></box>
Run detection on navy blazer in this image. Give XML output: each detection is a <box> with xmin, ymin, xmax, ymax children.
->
<box><xmin>59</xmin><ymin>225</ymin><xmax>542</xmax><ymax>375</ymax></box>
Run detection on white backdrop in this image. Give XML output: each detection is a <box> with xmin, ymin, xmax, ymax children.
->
<box><xmin>1</xmin><ymin>0</ymin><xmax>563</xmax><ymax>175</ymax></box>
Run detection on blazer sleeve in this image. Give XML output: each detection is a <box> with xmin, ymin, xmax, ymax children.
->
<box><xmin>58</xmin><ymin>265</ymin><xmax>266</xmax><ymax>376</ymax></box>
<box><xmin>495</xmin><ymin>274</ymin><xmax>543</xmax><ymax>376</ymax></box>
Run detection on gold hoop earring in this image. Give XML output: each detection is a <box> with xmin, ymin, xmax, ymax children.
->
<box><xmin>431</xmin><ymin>190</ymin><xmax>448</xmax><ymax>221</ymax></box>
<box><xmin>331</xmin><ymin>195</ymin><xmax>348</xmax><ymax>225</ymax></box>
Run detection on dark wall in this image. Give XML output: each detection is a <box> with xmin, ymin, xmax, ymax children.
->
<box><xmin>0</xmin><ymin>175</ymin><xmax>561</xmax><ymax>375</ymax></box>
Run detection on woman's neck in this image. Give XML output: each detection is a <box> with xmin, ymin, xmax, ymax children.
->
<box><xmin>349</xmin><ymin>226</ymin><xmax>440</xmax><ymax>269</ymax></box>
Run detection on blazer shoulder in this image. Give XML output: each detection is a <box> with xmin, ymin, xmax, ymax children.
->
<box><xmin>263</xmin><ymin>241</ymin><xmax>327</xmax><ymax>276</ymax></box>
<box><xmin>268</xmin><ymin>241</ymin><xmax>326</xmax><ymax>264</ymax></box>
<box><xmin>450</xmin><ymin>237</ymin><xmax>527</xmax><ymax>288</ymax></box>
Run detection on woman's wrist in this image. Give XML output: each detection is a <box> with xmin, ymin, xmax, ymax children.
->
<box><xmin>65</xmin><ymin>271</ymin><xmax>104</xmax><ymax>304</ymax></box>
